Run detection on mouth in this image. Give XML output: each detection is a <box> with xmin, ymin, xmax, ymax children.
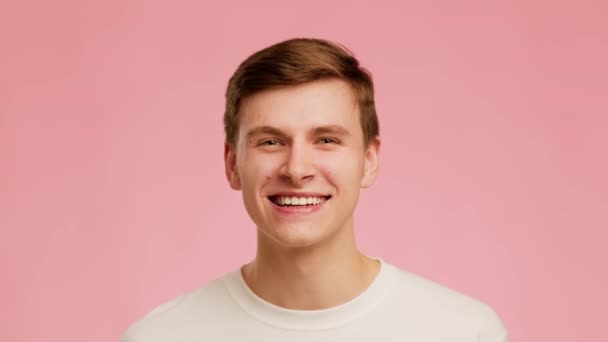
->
<box><xmin>267</xmin><ymin>194</ymin><xmax>332</xmax><ymax>207</ymax></box>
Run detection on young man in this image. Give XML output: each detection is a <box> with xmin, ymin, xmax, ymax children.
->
<box><xmin>121</xmin><ymin>38</ymin><xmax>508</xmax><ymax>341</ymax></box>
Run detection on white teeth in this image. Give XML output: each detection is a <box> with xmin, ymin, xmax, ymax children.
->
<box><xmin>274</xmin><ymin>196</ymin><xmax>328</xmax><ymax>206</ymax></box>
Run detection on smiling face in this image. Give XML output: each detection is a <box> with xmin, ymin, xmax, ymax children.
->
<box><xmin>224</xmin><ymin>78</ymin><xmax>380</xmax><ymax>249</ymax></box>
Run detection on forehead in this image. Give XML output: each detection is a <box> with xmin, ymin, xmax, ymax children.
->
<box><xmin>237</xmin><ymin>79</ymin><xmax>360</xmax><ymax>131</ymax></box>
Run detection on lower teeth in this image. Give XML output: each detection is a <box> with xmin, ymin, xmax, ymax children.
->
<box><xmin>280</xmin><ymin>203</ymin><xmax>317</xmax><ymax>207</ymax></box>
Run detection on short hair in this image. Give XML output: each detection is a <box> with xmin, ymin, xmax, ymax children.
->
<box><xmin>223</xmin><ymin>38</ymin><xmax>379</xmax><ymax>148</ymax></box>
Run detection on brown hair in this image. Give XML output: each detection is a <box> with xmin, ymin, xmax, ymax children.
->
<box><xmin>223</xmin><ymin>38</ymin><xmax>379</xmax><ymax>148</ymax></box>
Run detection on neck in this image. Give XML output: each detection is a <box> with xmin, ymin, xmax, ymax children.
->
<box><xmin>241</xmin><ymin>218</ymin><xmax>381</xmax><ymax>310</ymax></box>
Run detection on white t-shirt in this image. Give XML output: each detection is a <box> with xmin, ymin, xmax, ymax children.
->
<box><xmin>121</xmin><ymin>257</ymin><xmax>508</xmax><ymax>341</ymax></box>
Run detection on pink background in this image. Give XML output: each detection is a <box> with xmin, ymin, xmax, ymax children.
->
<box><xmin>1</xmin><ymin>0</ymin><xmax>606</xmax><ymax>341</ymax></box>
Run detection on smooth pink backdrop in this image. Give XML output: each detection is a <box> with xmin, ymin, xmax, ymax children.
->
<box><xmin>1</xmin><ymin>0</ymin><xmax>606</xmax><ymax>341</ymax></box>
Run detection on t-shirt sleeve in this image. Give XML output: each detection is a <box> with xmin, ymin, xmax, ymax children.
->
<box><xmin>119</xmin><ymin>294</ymin><xmax>187</xmax><ymax>342</ymax></box>
<box><xmin>477</xmin><ymin>302</ymin><xmax>508</xmax><ymax>342</ymax></box>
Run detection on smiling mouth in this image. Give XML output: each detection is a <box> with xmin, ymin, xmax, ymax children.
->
<box><xmin>268</xmin><ymin>195</ymin><xmax>332</xmax><ymax>207</ymax></box>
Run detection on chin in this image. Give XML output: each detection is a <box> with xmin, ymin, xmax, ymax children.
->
<box><xmin>258</xmin><ymin>223</ymin><xmax>329</xmax><ymax>249</ymax></box>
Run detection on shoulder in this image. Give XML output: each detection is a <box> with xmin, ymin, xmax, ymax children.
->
<box><xmin>119</xmin><ymin>275</ymin><xmax>230</xmax><ymax>342</ymax></box>
<box><xmin>388</xmin><ymin>265</ymin><xmax>508</xmax><ymax>341</ymax></box>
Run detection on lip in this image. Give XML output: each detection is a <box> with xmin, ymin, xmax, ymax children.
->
<box><xmin>268</xmin><ymin>192</ymin><xmax>331</xmax><ymax>197</ymax></box>
<box><xmin>266</xmin><ymin>195</ymin><xmax>330</xmax><ymax>216</ymax></box>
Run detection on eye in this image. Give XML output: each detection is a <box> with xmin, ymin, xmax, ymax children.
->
<box><xmin>259</xmin><ymin>139</ymin><xmax>281</xmax><ymax>146</ymax></box>
<box><xmin>318</xmin><ymin>137</ymin><xmax>339</xmax><ymax>144</ymax></box>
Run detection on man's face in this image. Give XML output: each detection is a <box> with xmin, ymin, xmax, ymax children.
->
<box><xmin>224</xmin><ymin>78</ymin><xmax>380</xmax><ymax>249</ymax></box>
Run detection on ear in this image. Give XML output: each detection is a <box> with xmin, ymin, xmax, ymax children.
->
<box><xmin>224</xmin><ymin>143</ymin><xmax>242</xmax><ymax>190</ymax></box>
<box><xmin>361</xmin><ymin>137</ymin><xmax>381</xmax><ymax>188</ymax></box>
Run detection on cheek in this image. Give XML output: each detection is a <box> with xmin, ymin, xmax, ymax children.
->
<box><xmin>316</xmin><ymin>152</ymin><xmax>364</xmax><ymax>185</ymax></box>
<box><xmin>240</xmin><ymin>153</ymin><xmax>282</xmax><ymax>184</ymax></box>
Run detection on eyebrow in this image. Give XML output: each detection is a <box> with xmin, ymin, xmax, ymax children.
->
<box><xmin>245</xmin><ymin>125</ymin><xmax>352</xmax><ymax>141</ymax></box>
<box><xmin>246</xmin><ymin>126</ymin><xmax>286</xmax><ymax>140</ymax></box>
<box><xmin>312</xmin><ymin>125</ymin><xmax>352</xmax><ymax>136</ymax></box>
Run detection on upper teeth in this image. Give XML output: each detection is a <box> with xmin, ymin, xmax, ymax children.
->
<box><xmin>274</xmin><ymin>196</ymin><xmax>327</xmax><ymax>206</ymax></box>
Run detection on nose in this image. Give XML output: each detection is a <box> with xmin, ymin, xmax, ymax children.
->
<box><xmin>279</xmin><ymin>142</ymin><xmax>315</xmax><ymax>185</ymax></box>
